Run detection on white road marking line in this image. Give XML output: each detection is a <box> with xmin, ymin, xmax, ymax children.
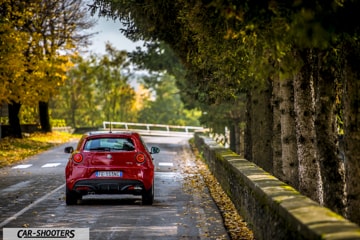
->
<box><xmin>158</xmin><ymin>162</ymin><xmax>174</xmax><ymax>167</ymax></box>
<box><xmin>12</xmin><ymin>164</ymin><xmax>32</xmax><ymax>169</ymax></box>
<box><xmin>0</xmin><ymin>184</ymin><xmax>65</xmax><ymax>228</ymax></box>
<box><xmin>41</xmin><ymin>163</ymin><xmax>61</xmax><ymax>168</ymax></box>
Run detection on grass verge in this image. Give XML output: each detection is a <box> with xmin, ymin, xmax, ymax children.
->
<box><xmin>0</xmin><ymin>132</ymin><xmax>80</xmax><ymax>168</ymax></box>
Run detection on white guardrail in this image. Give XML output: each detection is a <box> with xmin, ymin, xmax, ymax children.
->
<box><xmin>102</xmin><ymin>121</ymin><xmax>205</xmax><ymax>137</ymax></box>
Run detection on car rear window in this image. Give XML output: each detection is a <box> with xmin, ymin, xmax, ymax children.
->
<box><xmin>84</xmin><ymin>138</ymin><xmax>135</xmax><ymax>151</ymax></box>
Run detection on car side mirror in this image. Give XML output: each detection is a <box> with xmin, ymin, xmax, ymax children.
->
<box><xmin>64</xmin><ymin>146</ymin><xmax>74</xmax><ymax>153</ymax></box>
<box><xmin>150</xmin><ymin>146</ymin><xmax>160</xmax><ymax>154</ymax></box>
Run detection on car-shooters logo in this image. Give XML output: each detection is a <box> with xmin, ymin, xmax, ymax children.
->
<box><xmin>3</xmin><ymin>228</ymin><xmax>89</xmax><ymax>240</ymax></box>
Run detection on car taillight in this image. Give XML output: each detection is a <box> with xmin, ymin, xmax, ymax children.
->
<box><xmin>135</xmin><ymin>153</ymin><xmax>146</xmax><ymax>164</ymax></box>
<box><xmin>73</xmin><ymin>153</ymin><xmax>83</xmax><ymax>163</ymax></box>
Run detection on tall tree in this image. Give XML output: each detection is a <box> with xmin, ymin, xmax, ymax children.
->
<box><xmin>1</xmin><ymin>0</ymin><xmax>94</xmax><ymax>136</ymax></box>
<box><xmin>32</xmin><ymin>0</ymin><xmax>95</xmax><ymax>132</ymax></box>
<box><xmin>51</xmin><ymin>44</ymin><xmax>138</xmax><ymax>127</ymax></box>
<box><xmin>246</xmin><ymin>79</ymin><xmax>274</xmax><ymax>173</ymax></box>
<box><xmin>96</xmin><ymin>44</ymin><xmax>137</xmax><ymax>122</ymax></box>
<box><xmin>314</xmin><ymin>49</ymin><xmax>345</xmax><ymax>214</ymax></box>
<box><xmin>343</xmin><ymin>38</ymin><xmax>360</xmax><ymax>224</ymax></box>
<box><xmin>0</xmin><ymin>1</ymin><xmax>28</xmax><ymax>103</ymax></box>
<box><xmin>293</xmin><ymin>49</ymin><xmax>321</xmax><ymax>202</ymax></box>
<box><xmin>138</xmin><ymin>73</ymin><xmax>200</xmax><ymax>126</ymax></box>
<box><xmin>0</xmin><ymin>0</ymin><xmax>40</xmax><ymax>138</ymax></box>
<box><xmin>51</xmin><ymin>54</ymin><xmax>98</xmax><ymax>128</ymax></box>
<box><xmin>279</xmin><ymin>77</ymin><xmax>299</xmax><ymax>188</ymax></box>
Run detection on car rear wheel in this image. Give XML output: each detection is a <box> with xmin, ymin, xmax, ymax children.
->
<box><xmin>66</xmin><ymin>186</ymin><xmax>81</xmax><ymax>205</ymax></box>
<box><xmin>142</xmin><ymin>184</ymin><xmax>154</xmax><ymax>205</ymax></box>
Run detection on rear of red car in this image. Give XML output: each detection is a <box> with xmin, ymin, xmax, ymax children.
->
<box><xmin>65</xmin><ymin>131</ymin><xmax>158</xmax><ymax>205</ymax></box>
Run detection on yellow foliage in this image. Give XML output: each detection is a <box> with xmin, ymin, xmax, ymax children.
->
<box><xmin>0</xmin><ymin>1</ymin><xmax>81</xmax><ymax>105</ymax></box>
<box><xmin>0</xmin><ymin>132</ymin><xmax>80</xmax><ymax>168</ymax></box>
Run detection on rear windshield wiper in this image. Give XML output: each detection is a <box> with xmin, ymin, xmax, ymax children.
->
<box><xmin>89</xmin><ymin>147</ymin><xmax>111</xmax><ymax>151</ymax></box>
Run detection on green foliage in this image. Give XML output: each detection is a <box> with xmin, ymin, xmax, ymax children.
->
<box><xmin>51</xmin><ymin>54</ymin><xmax>97</xmax><ymax>127</ymax></box>
<box><xmin>90</xmin><ymin>0</ymin><xmax>253</xmax><ymax>131</ymax></box>
<box><xmin>51</xmin><ymin>44</ymin><xmax>137</xmax><ymax>127</ymax></box>
<box><xmin>97</xmin><ymin>45</ymin><xmax>137</xmax><ymax>123</ymax></box>
<box><xmin>128</xmin><ymin>41</ymin><xmax>203</xmax><ymax>125</ymax></box>
<box><xmin>88</xmin><ymin>0</ymin><xmax>360</xmax><ymax>139</ymax></box>
<box><xmin>50</xmin><ymin>46</ymin><xmax>201</xmax><ymax>127</ymax></box>
<box><xmin>138</xmin><ymin>74</ymin><xmax>201</xmax><ymax>126</ymax></box>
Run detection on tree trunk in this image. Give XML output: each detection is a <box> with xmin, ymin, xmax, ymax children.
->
<box><xmin>271</xmin><ymin>75</ymin><xmax>284</xmax><ymax>181</ymax></box>
<box><xmin>315</xmin><ymin>50</ymin><xmax>345</xmax><ymax>214</ymax></box>
<box><xmin>294</xmin><ymin>49</ymin><xmax>321</xmax><ymax>203</ymax></box>
<box><xmin>8</xmin><ymin>101</ymin><xmax>22</xmax><ymax>138</ymax></box>
<box><xmin>229</xmin><ymin>98</ymin><xmax>245</xmax><ymax>155</ymax></box>
<box><xmin>280</xmin><ymin>77</ymin><xmax>299</xmax><ymax>188</ymax></box>
<box><xmin>343</xmin><ymin>59</ymin><xmax>360</xmax><ymax>225</ymax></box>
<box><xmin>39</xmin><ymin>101</ymin><xmax>52</xmax><ymax>132</ymax></box>
<box><xmin>244</xmin><ymin>91</ymin><xmax>252</xmax><ymax>162</ymax></box>
<box><xmin>229</xmin><ymin>124</ymin><xmax>236</xmax><ymax>153</ymax></box>
<box><xmin>229</xmin><ymin>118</ymin><xmax>242</xmax><ymax>155</ymax></box>
<box><xmin>234</xmin><ymin>120</ymin><xmax>242</xmax><ymax>155</ymax></box>
<box><xmin>247</xmin><ymin>79</ymin><xmax>273</xmax><ymax>173</ymax></box>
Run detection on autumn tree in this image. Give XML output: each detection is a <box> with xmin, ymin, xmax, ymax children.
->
<box><xmin>51</xmin><ymin>43</ymin><xmax>138</xmax><ymax>127</ymax></box>
<box><xmin>0</xmin><ymin>0</ymin><xmax>41</xmax><ymax>138</ymax></box>
<box><xmin>0</xmin><ymin>1</ymin><xmax>28</xmax><ymax>104</ymax></box>
<box><xmin>0</xmin><ymin>0</ymin><xmax>95</xmax><ymax>137</ymax></box>
<box><xmin>28</xmin><ymin>0</ymin><xmax>95</xmax><ymax>132</ymax></box>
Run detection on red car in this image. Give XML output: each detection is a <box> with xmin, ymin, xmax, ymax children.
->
<box><xmin>64</xmin><ymin>131</ymin><xmax>159</xmax><ymax>205</ymax></box>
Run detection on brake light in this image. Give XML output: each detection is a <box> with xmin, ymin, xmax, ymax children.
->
<box><xmin>135</xmin><ymin>153</ymin><xmax>146</xmax><ymax>164</ymax></box>
<box><xmin>73</xmin><ymin>153</ymin><xmax>83</xmax><ymax>163</ymax></box>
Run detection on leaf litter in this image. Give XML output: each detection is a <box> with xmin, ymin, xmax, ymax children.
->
<box><xmin>0</xmin><ymin>132</ymin><xmax>80</xmax><ymax>168</ymax></box>
<box><xmin>181</xmin><ymin>139</ymin><xmax>255</xmax><ymax>240</ymax></box>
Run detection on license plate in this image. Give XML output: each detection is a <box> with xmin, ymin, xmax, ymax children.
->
<box><xmin>96</xmin><ymin>171</ymin><xmax>122</xmax><ymax>177</ymax></box>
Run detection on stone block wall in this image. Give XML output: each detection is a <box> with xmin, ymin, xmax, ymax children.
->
<box><xmin>194</xmin><ymin>133</ymin><xmax>360</xmax><ymax>240</ymax></box>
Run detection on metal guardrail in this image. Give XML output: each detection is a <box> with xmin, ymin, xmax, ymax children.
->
<box><xmin>102</xmin><ymin>121</ymin><xmax>205</xmax><ymax>137</ymax></box>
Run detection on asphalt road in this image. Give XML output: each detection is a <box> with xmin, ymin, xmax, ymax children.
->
<box><xmin>0</xmin><ymin>135</ymin><xmax>229</xmax><ymax>240</ymax></box>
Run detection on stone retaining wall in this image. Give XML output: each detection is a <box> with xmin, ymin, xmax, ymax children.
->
<box><xmin>194</xmin><ymin>133</ymin><xmax>360</xmax><ymax>240</ymax></box>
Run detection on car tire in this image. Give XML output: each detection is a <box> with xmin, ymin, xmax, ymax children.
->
<box><xmin>142</xmin><ymin>184</ymin><xmax>154</xmax><ymax>205</ymax></box>
<box><xmin>66</xmin><ymin>186</ymin><xmax>80</xmax><ymax>205</ymax></box>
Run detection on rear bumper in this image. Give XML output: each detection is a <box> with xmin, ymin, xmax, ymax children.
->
<box><xmin>72</xmin><ymin>179</ymin><xmax>145</xmax><ymax>195</ymax></box>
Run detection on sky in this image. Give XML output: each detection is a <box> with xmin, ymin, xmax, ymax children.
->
<box><xmin>86</xmin><ymin>16</ymin><xmax>144</xmax><ymax>55</ymax></box>
<box><xmin>84</xmin><ymin>15</ymin><xmax>147</xmax><ymax>89</ymax></box>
